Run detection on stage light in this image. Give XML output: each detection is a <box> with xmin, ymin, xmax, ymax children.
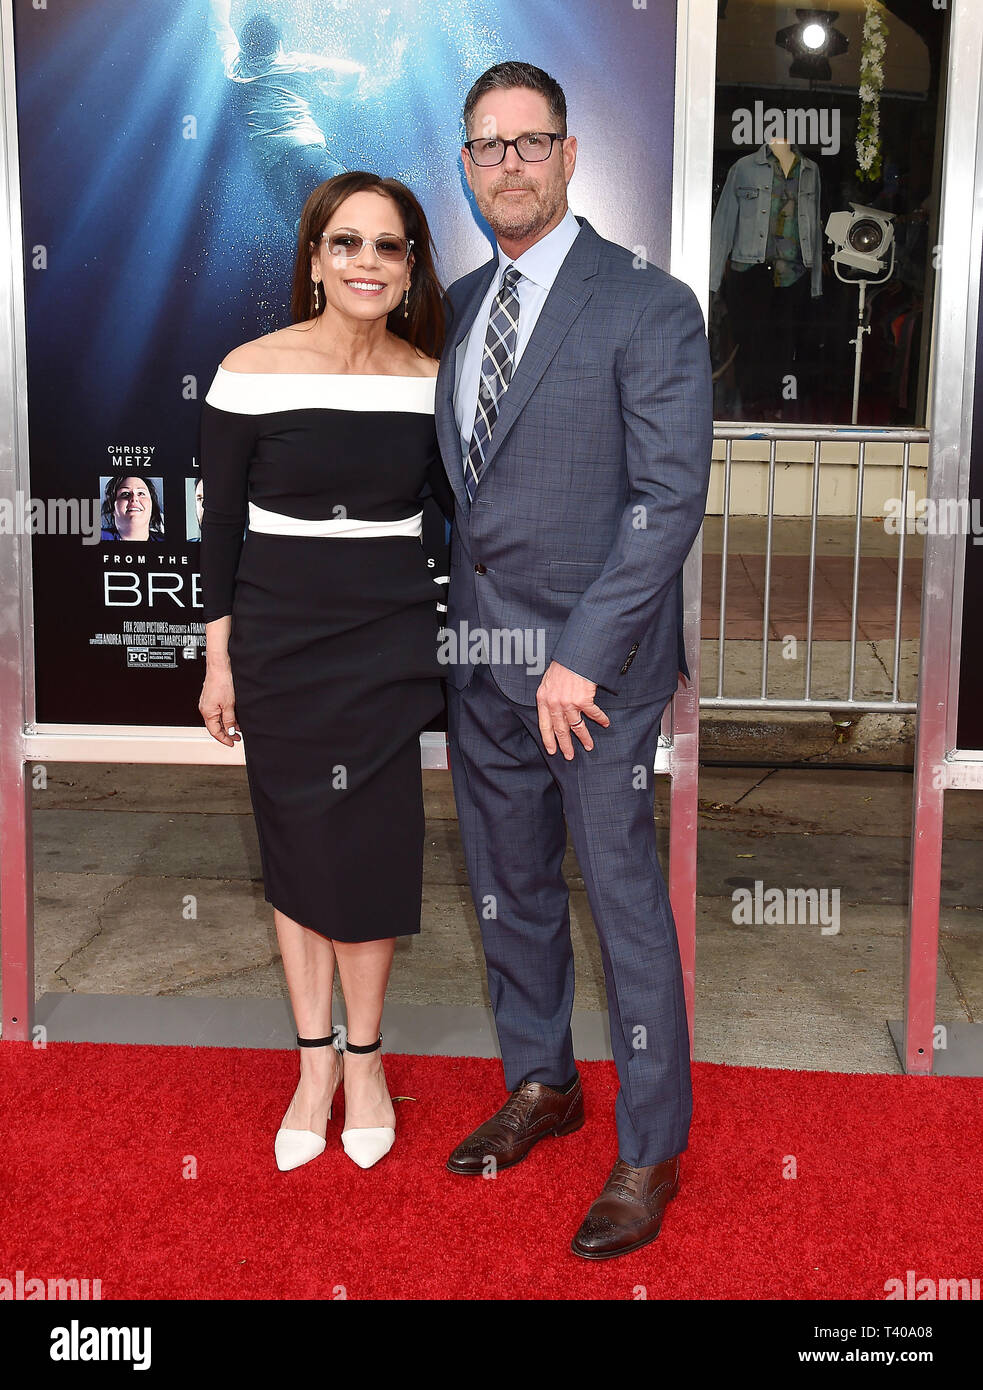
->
<box><xmin>776</xmin><ymin>9</ymin><xmax>849</xmax><ymax>81</ymax></box>
<box><xmin>826</xmin><ymin>204</ymin><xmax>895</xmax><ymax>276</ymax></box>
<box><xmin>825</xmin><ymin>205</ymin><xmax>897</xmax><ymax>424</ymax></box>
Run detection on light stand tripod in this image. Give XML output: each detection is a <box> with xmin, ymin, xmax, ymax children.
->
<box><xmin>832</xmin><ymin>243</ymin><xmax>896</xmax><ymax>425</ymax></box>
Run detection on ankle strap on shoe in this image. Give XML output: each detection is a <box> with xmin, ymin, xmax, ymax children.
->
<box><xmin>344</xmin><ymin>1033</ymin><xmax>382</xmax><ymax>1054</ymax></box>
<box><xmin>296</xmin><ymin>1029</ymin><xmax>339</xmax><ymax>1047</ymax></box>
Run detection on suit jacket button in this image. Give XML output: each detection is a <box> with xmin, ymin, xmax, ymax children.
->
<box><xmin>474</xmin><ymin>563</ymin><xmax>487</xmax><ymax>574</ymax></box>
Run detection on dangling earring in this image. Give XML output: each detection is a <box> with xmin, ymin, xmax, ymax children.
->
<box><xmin>312</xmin><ymin>279</ymin><xmax>321</xmax><ymax>314</ymax></box>
<box><xmin>403</xmin><ymin>284</ymin><xmax>410</xmax><ymax>319</ymax></box>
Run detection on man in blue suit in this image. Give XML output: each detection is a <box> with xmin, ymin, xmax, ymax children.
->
<box><xmin>435</xmin><ymin>61</ymin><xmax>713</xmax><ymax>1259</ymax></box>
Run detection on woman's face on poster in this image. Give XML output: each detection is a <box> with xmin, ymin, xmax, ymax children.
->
<box><xmin>313</xmin><ymin>190</ymin><xmax>413</xmax><ymax>326</ymax></box>
<box><xmin>194</xmin><ymin>478</ymin><xmax>204</xmax><ymax>526</ymax></box>
<box><xmin>115</xmin><ymin>475</ymin><xmax>152</xmax><ymax>537</ymax></box>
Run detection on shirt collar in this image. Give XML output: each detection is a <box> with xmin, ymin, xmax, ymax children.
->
<box><xmin>495</xmin><ymin>206</ymin><xmax>581</xmax><ymax>292</ymax></box>
<box><xmin>764</xmin><ymin>143</ymin><xmax>799</xmax><ymax>172</ymax></box>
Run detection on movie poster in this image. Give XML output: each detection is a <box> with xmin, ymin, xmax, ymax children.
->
<box><xmin>13</xmin><ymin>0</ymin><xmax>677</xmax><ymax>726</ymax></box>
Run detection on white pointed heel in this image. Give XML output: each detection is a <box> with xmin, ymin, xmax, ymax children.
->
<box><xmin>275</xmin><ymin>1029</ymin><xmax>344</xmax><ymax>1173</ymax></box>
<box><xmin>341</xmin><ymin>1126</ymin><xmax>396</xmax><ymax>1169</ymax></box>
<box><xmin>340</xmin><ymin>1033</ymin><xmax>396</xmax><ymax>1171</ymax></box>
<box><xmin>275</xmin><ymin>1127</ymin><xmax>327</xmax><ymax>1172</ymax></box>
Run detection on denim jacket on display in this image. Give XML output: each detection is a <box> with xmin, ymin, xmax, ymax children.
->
<box><xmin>709</xmin><ymin>144</ymin><xmax>823</xmax><ymax>298</ymax></box>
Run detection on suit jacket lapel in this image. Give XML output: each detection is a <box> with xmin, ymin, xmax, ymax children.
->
<box><xmin>477</xmin><ymin>218</ymin><xmax>599</xmax><ymax>480</ymax></box>
<box><xmin>435</xmin><ymin>217</ymin><xmax>601</xmax><ymax>510</ymax></box>
<box><xmin>435</xmin><ymin>256</ymin><xmax>498</xmax><ymax>515</ymax></box>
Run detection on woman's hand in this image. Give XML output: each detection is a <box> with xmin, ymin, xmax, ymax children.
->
<box><xmin>199</xmin><ymin>666</ymin><xmax>240</xmax><ymax>747</ymax></box>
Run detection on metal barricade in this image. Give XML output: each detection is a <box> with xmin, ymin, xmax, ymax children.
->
<box><xmin>702</xmin><ymin>426</ymin><xmax>929</xmax><ymax>714</ymax></box>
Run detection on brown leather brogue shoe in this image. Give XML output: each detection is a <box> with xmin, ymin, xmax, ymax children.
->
<box><xmin>570</xmin><ymin>1155</ymin><xmax>681</xmax><ymax>1259</ymax></box>
<box><xmin>446</xmin><ymin>1076</ymin><xmax>584</xmax><ymax>1175</ymax></box>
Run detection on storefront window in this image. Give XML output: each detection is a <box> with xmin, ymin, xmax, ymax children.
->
<box><xmin>710</xmin><ymin>0</ymin><xmax>950</xmax><ymax>426</ymax></box>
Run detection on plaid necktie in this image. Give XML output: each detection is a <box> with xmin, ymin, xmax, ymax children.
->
<box><xmin>465</xmin><ymin>265</ymin><xmax>521</xmax><ymax>502</ymax></box>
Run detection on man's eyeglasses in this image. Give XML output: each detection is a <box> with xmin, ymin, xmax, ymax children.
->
<box><xmin>320</xmin><ymin>231</ymin><xmax>414</xmax><ymax>263</ymax></box>
<box><xmin>463</xmin><ymin>132</ymin><xmax>566</xmax><ymax>166</ymax></box>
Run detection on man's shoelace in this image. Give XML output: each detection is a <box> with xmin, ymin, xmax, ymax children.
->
<box><xmin>495</xmin><ymin>1088</ymin><xmax>543</xmax><ymax>1133</ymax></box>
<box><xmin>605</xmin><ymin>1161</ymin><xmax>647</xmax><ymax>1201</ymax></box>
<box><xmin>605</xmin><ymin>1159</ymin><xmax>678</xmax><ymax>1203</ymax></box>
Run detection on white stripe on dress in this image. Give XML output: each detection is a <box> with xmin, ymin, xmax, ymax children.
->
<box><xmin>247</xmin><ymin>501</ymin><xmax>423</xmax><ymax>539</ymax></box>
<box><xmin>205</xmin><ymin>366</ymin><xmax>437</xmax><ymax>415</ymax></box>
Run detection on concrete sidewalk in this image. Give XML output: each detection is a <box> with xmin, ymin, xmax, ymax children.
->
<box><xmin>3</xmin><ymin>758</ymin><xmax>979</xmax><ymax>1073</ymax></box>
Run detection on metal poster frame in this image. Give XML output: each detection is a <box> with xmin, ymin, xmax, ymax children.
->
<box><xmin>0</xmin><ymin>1</ymin><xmax>709</xmax><ymax>1046</ymax></box>
<box><xmin>896</xmin><ymin>0</ymin><xmax>983</xmax><ymax>1076</ymax></box>
<box><xmin>667</xmin><ymin>0</ymin><xmax>717</xmax><ymax>1048</ymax></box>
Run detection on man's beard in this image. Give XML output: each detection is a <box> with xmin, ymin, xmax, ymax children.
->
<box><xmin>477</xmin><ymin>179</ymin><xmax>563</xmax><ymax>241</ymax></box>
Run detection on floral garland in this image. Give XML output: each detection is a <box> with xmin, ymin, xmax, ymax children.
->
<box><xmin>856</xmin><ymin>0</ymin><xmax>888</xmax><ymax>183</ymax></box>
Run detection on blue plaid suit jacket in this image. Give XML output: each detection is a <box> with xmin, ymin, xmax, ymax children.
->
<box><xmin>434</xmin><ymin>216</ymin><xmax>713</xmax><ymax>708</ymax></box>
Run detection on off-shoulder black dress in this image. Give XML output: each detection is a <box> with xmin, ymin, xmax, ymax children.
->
<box><xmin>198</xmin><ymin>367</ymin><xmax>452</xmax><ymax>942</ymax></box>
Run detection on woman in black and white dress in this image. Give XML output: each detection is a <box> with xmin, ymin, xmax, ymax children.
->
<box><xmin>197</xmin><ymin>172</ymin><xmax>452</xmax><ymax>1172</ymax></box>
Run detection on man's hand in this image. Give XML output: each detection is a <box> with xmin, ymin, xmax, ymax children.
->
<box><xmin>536</xmin><ymin>660</ymin><xmax>610</xmax><ymax>760</ymax></box>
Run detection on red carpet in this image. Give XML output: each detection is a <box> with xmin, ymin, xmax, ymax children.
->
<box><xmin>1</xmin><ymin>1043</ymin><xmax>980</xmax><ymax>1300</ymax></box>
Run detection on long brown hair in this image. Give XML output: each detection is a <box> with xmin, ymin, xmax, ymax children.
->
<box><xmin>290</xmin><ymin>172</ymin><xmax>445</xmax><ymax>359</ymax></box>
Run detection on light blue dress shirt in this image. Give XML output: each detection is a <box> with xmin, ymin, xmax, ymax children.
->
<box><xmin>454</xmin><ymin>205</ymin><xmax>583</xmax><ymax>466</ymax></box>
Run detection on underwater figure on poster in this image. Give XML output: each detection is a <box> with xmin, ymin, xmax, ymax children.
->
<box><xmin>207</xmin><ymin>0</ymin><xmax>366</xmax><ymax>232</ymax></box>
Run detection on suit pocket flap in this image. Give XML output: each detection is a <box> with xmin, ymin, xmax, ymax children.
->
<box><xmin>544</xmin><ymin>366</ymin><xmax>602</xmax><ymax>383</ymax></box>
<box><xmin>548</xmin><ymin>559</ymin><xmax>606</xmax><ymax>592</ymax></box>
